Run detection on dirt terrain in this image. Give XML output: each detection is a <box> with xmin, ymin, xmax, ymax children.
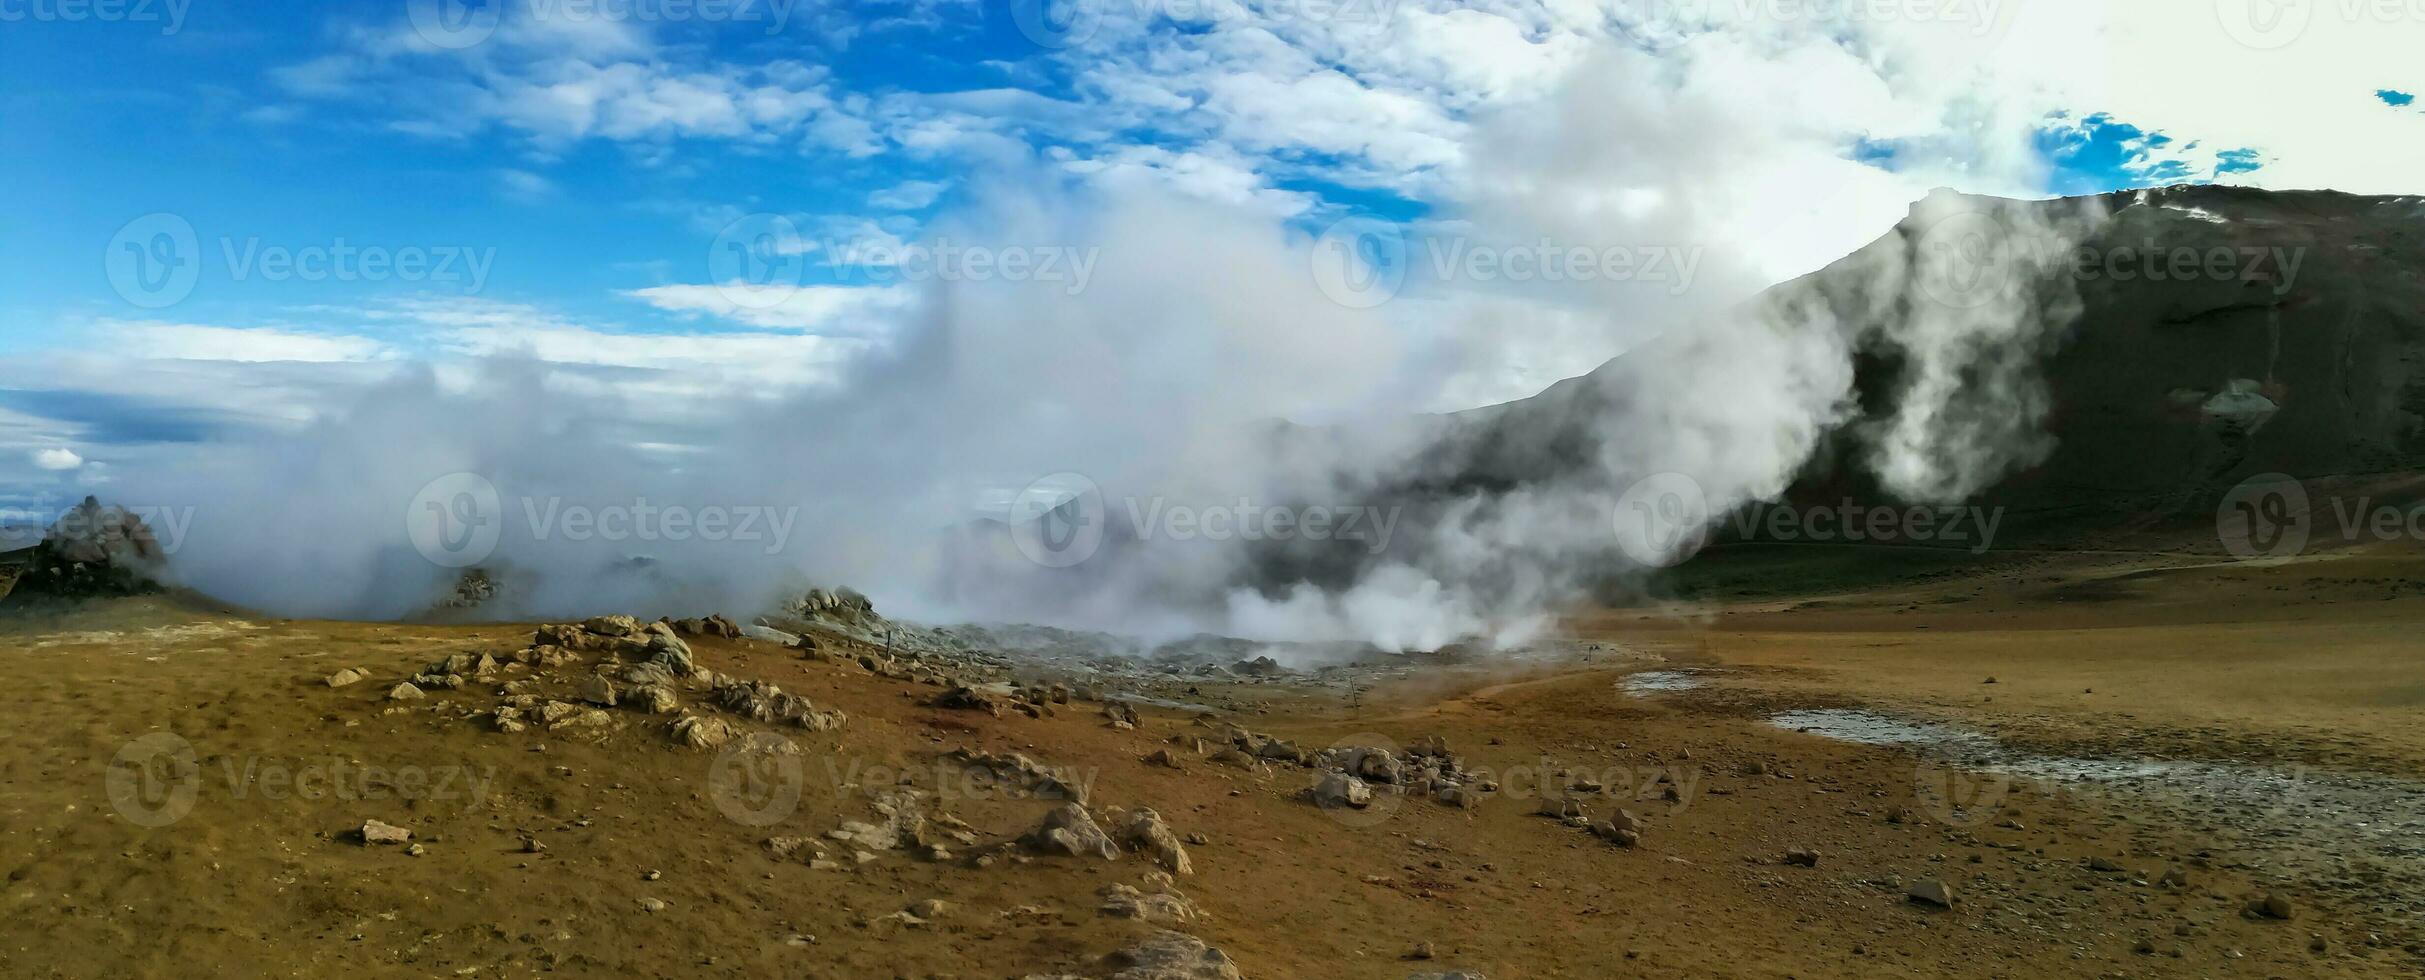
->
<box><xmin>1</xmin><ymin>535</ymin><xmax>2420</xmax><ymax>979</ymax></box>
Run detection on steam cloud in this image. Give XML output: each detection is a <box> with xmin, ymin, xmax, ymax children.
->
<box><xmin>101</xmin><ymin>41</ymin><xmax>2107</xmax><ymax>653</ymax></box>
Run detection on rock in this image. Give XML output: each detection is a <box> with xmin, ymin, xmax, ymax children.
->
<box><xmin>2250</xmin><ymin>893</ymin><xmax>2295</xmax><ymax>920</ymax></box>
<box><xmin>577</xmin><ymin>675</ymin><xmax>618</xmax><ymax>707</ymax></box>
<box><xmin>1784</xmin><ymin>848</ymin><xmax>1820</xmax><ymax>868</ymax></box>
<box><xmin>717</xmin><ymin>678</ymin><xmax>847</xmax><ymax>731</ymax></box>
<box><xmin>1114</xmin><ymin>808</ymin><xmax>1193</xmax><ymax>875</ymax></box>
<box><xmin>632</xmin><ymin>684</ymin><xmax>680</xmax><ymax>714</ymax></box>
<box><xmin>740</xmin><ymin>624</ymin><xmax>802</xmax><ymax>646</ymax></box>
<box><xmin>1231</xmin><ymin>655</ymin><xmax>1286</xmax><ymax>677</ymax></box>
<box><xmin>1107</xmin><ymin>931</ymin><xmax>1242</xmax><ymax>980</ymax></box>
<box><xmin>1907</xmin><ymin>878</ymin><xmax>1955</xmax><ymax>908</ymax></box>
<box><xmin>909</xmin><ymin>898</ymin><xmax>953</xmax><ymax>919</ymax></box>
<box><xmin>325</xmin><ymin>668</ymin><xmax>367</xmax><ymax>688</ymax></box>
<box><xmin>1207</xmin><ymin>748</ymin><xmax>1260</xmax><ymax>770</ymax></box>
<box><xmin>1407</xmin><ymin>941</ymin><xmax>1437</xmax><ymax>960</ymax></box>
<box><xmin>583</xmin><ymin>615</ymin><xmax>644</xmax><ymax>637</ymax></box>
<box><xmin>637</xmin><ymin>896</ymin><xmax>668</xmax><ymax>913</ymax></box>
<box><xmin>948</xmin><ymin>748</ymin><xmax>1088</xmax><ymax>802</ymax></box>
<box><xmin>1536</xmin><ymin>796</ymin><xmax>1588</xmax><ymax>821</ymax></box>
<box><xmin>385</xmin><ymin>682</ymin><xmax>424</xmax><ymax>701</ymax></box>
<box><xmin>2158</xmin><ymin>866</ymin><xmax>2190</xmax><ymax>888</ymax></box>
<box><xmin>1310</xmin><ymin>771</ymin><xmax>1373</xmax><ymax>810</ymax></box>
<box><xmin>1143</xmin><ymin>748</ymin><xmax>1184</xmax><ymax>769</ymax></box>
<box><xmin>671</xmin><ymin>713</ymin><xmax>736</xmax><ymax>749</ymax></box>
<box><xmin>519</xmin><ymin>836</ymin><xmax>545</xmax><ymax>853</ymax></box>
<box><xmin>1023</xmin><ymin>804</ymin><xmax>1121</xmax><ymax>861</ymax></box>
<box><xmin>2088</xmin><ymin>856</ymin><xmax>2126</xmax><ymax>873</ymax></box>
<box><xmin>933</xmin><ymin>685</ymin><xmax>1002</xmax><ymax>717</ymax></box>
<box><xmin>643</xmin><ymin>622</ymin><xmax>694</xmax><ymax>675</ymax></box>
<box><xmin>1099</xmin><ymin>882</ymin><xmax>1199</xmax><ymax>923</ymax></box>
<box><xmin>358</xmin><ymin>819</ymin><xmax>411</xmax><ymax>845</ymax></box>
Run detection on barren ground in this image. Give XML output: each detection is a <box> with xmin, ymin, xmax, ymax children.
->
<box><xmin>3</xmin><ymin>542</ymin><xmax>2421</xmax><ymax>978</ymax></box>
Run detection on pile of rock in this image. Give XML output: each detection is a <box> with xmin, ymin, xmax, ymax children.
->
<box><xmin>346</xmin><ymin>611</ymin><xmax>845</xmax><ymax>752</ymax></box>
<box><xmin>1016</xmin><ymin>802</ymin><xmax>1196</xmax><ymax>875</ymax></box>
<box><xmin>946</xmin><ymin>747</ymin><xmax>1090</xmax><ymax>803</ymax></box>
<box><xmin>0</xmin><ymin>496</ymin><xmax>164</xmax><ymax>602</ymax></box>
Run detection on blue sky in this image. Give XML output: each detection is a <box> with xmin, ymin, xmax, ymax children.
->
<box><xmin>0</xmin><ymin>0</ymin><xmax>2416</xmax><ymax>520</ymax></box>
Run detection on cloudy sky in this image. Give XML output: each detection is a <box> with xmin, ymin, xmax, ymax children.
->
<box><xmin>0</xmin><ymin>0</ymin><xmax>2419</xmax><ymax>522</ymax></box>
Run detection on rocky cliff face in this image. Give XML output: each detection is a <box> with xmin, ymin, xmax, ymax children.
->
<box><xmin>1395</xmin><ymin>185</ymin><xmax>2425</xmax><ymax>519</ymax></box>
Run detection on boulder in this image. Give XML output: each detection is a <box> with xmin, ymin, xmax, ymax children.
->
<box><xmin>1099</xmin><ymin>882</ymin><xmax>1199</xmax><ymax>923</ymax></box>
<box><xmin>1022</xmin><ymin>803</ymin><xmax>1121</xmax><ymax>861</ymax></box>
<box><xmin>671</xmin><ymin>713</ymin><xmax>736</xmax><ymax>750</ymax></box>
<box><xmin>1107</xmin><ymin>931</ymin><xmax>1243</xmax><ymax>980</ymax></box>
<box><xmin>1908</xmin><ymin>878</ymin><xmax>1956</xmax><ymax>908</ymax></box>
<box><xmin>1114</xmin><ymin>808</ymin><xmax>1193</xmax><ymax>875</ymax></box>
<box><xmin>1310</xmin><ymin>772</ymin><xmax>1373</xmax><ymax>810</ymax></box>
<box><xmin>325</xmin><ymin>668</ymin><xmax>367</xmax><ymax>688</ymax></box>
<box><xmin>359</xmin><ymin>819</ymin><xmax>412</xmax><ymax>845</ymax></box>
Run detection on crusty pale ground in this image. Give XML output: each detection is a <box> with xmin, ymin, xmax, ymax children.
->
<box><xmin>1</xmin><ymin>543</ymin><xmax>2418</xmax><ymax>977</ymax></box>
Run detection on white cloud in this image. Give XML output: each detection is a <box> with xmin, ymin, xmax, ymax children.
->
<box><xmin>496</xmin><ymin>168</ymin><xmax>557</xmax><ymax>202</ymax></box>
<box><xmin>623</xmin><ymin>283</ymin><xmax>915</xmax><ymax>332</ymax></box>
<box><xmin>870</xmin><ymin>179</ymin><xmax>950</xmax><ymax>209</ymax></box>
<box><xmin>92</xmin><ymin>321</ymin><xmax>394</xmax><ymax>363</ymax></box>
<box><xmin>30</xmin><ymin>448</ymin><xmax>83</xmax><ymax>471</ymax></box>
